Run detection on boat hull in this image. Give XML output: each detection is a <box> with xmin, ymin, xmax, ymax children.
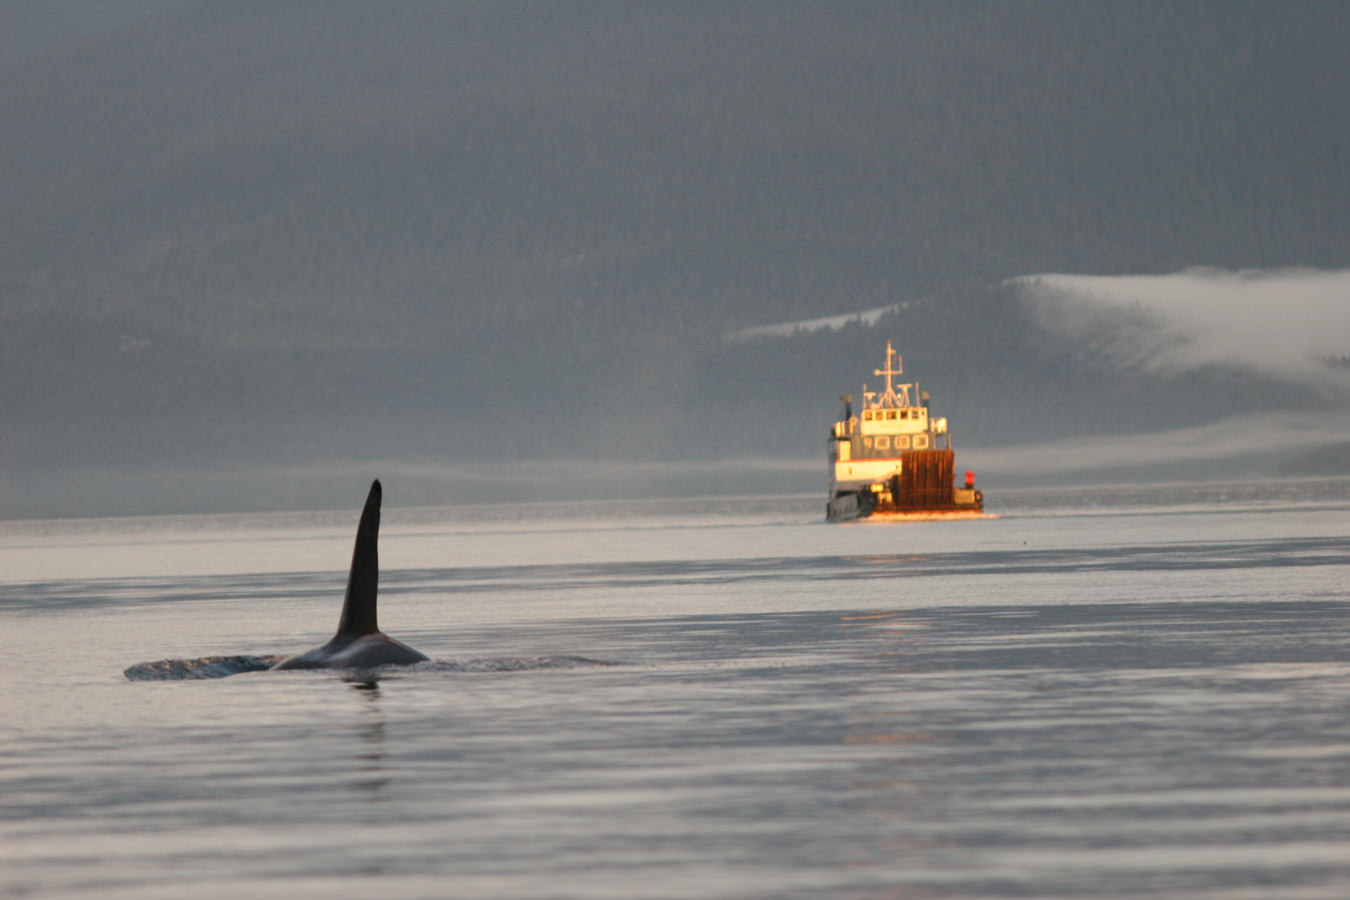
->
<box><xmin>827</xmin><ymin>449</ymin><xmax>983</xmax><ymax>522</ymax></box>
<box><xmin>826</xmin><ymin>490</ymin><xmax>987</xmax><ymax>522</ymax></box>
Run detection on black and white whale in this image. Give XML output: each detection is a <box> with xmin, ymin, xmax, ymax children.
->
<box><xmin>271</xmin><ymin>479</ymin><xmax>429</xmax><ymax>670</ymax></box>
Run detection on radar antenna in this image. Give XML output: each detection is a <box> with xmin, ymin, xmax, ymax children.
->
<box><xmin>869</xmin><ymin>340</ymin><xmax>915</xmax><ymax>408</ymax></box>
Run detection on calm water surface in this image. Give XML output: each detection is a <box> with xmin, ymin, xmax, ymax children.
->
<box><xmin>2</xmin><ymin>481</ymin><xmax>1349</xmax><ymax>898</ymax></box>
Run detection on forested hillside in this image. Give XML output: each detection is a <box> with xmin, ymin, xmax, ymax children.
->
<box><xmin>3</xmin><ymin>1</ymin><xmax>1348</xmax><ymax>512</ymax></box>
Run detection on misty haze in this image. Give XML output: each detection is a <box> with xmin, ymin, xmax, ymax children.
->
<box><xmin>3</xmin><ymin>1</ymin><xmax>1348</xmax><ymax>516</ymax></box>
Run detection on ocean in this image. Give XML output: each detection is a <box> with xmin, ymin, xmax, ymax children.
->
<box><xmin>2</xmin><ymin>480</ymin><xmax>1348</xmax><ymax>899</ymax></box>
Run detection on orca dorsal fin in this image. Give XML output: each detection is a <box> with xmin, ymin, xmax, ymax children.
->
<box><xmin>335</xmin><ymin>479</ymin><xmax>381</xmax><ymax>637</ymax></box>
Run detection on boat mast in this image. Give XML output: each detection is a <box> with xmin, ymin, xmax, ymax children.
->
<box><xmin>870</xmin><ymin>340</ymin><xmax>914</xmax><ymax>408</ymax></box>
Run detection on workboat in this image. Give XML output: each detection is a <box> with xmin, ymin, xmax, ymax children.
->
<box><xmin>827</xmin><ymin>341</ymin><xmax>985</xmax><ymax>521</ymax></box>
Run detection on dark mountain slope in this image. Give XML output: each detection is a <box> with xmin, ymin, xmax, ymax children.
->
<box><xmin>2</xmin><ymin>1</ymin><xmax>1348</xmax><ymax>492</ymax></box>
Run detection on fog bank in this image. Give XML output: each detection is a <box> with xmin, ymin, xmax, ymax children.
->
<box><xmin>1016</xmin><ymin>268</ymin><xmax>1350</xmax><ymax>395</ymax></box>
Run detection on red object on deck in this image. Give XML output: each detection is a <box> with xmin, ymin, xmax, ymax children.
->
<box><xmin>964</xmin><ymin>470</ymin><xmax>976</xmax><ymax>489</ymax></box>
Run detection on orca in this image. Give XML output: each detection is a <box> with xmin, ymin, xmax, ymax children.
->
<box><xmin>271</xmin><ymin>479</ymin><xmax>429</xmax><ymax>671</ymax></box>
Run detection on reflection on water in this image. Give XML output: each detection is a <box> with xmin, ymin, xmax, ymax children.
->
<box><xmin>349</xmin><ymin>681</ymin><xmax>390</xmax><ymax>812</ymax></box>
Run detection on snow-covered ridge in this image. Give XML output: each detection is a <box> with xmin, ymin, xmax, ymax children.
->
<box><xmin>722</xmin><ymin>302</ymin><xmax>913</xmax><ymax>343</ymax></box>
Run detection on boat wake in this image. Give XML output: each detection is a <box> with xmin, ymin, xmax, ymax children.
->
<box><xmin>123</xmin><ymin>654</ymin><xmax>617</xmax><ymax>681</ymax></box>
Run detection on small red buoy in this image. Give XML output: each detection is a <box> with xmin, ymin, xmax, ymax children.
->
<box><xmin>964</xmin><ymin>470</ymin><xmax>976</xmax><ymax>489</ymax></box>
